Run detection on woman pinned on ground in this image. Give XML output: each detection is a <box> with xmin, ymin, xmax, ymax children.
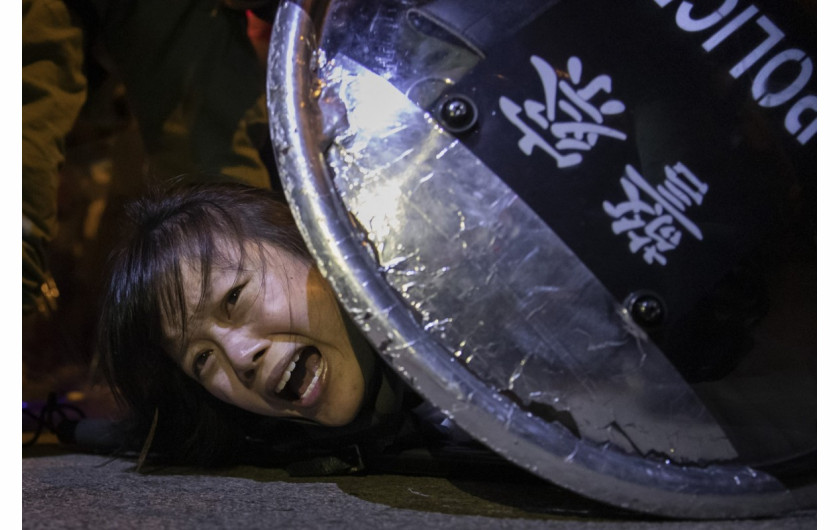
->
<box><xmin>98</xmin><ymin>181</ymin><xmax>431</xmax><ymax>468</ymax></box>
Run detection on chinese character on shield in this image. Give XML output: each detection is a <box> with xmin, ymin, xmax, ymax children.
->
<box><xmin>500</xmin><ymin>55</ymin><xmax>627</xmax><ymax>169</ymax></box>
<box><xmin>603</xmin><ymin>163</ymin><xmax>709</xmax><ymax>265</ymax></box>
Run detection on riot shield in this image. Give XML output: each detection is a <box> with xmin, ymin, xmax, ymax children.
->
<box><xmin>267</xmin><ymin>0</ymin><xmax>816</xmax><ymax>518</ymax></box>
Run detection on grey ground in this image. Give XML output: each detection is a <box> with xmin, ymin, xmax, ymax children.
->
<box><xmin>22</xmin><ymin>444</ymin><xmax>816</xmax><ymax>530</ymax></box>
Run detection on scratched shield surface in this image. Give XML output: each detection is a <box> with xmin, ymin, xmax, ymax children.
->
<box><xmin>267</xmin><ymin>0</ymin><xmax>815</xmax><ymax>519</ymax></box>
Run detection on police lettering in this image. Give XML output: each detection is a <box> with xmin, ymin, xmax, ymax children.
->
<box><xmin>653</xmin><ymin>0</ymin><xmax>816</xmax><ymax>146</ymax></box>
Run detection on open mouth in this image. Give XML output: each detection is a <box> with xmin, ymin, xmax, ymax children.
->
<box><xmin>274</xmin><ymin>346</ymin><xmax>324</xmax><ymax>402</ymax></box>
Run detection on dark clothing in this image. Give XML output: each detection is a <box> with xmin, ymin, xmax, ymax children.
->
<box><xmin>23</xmin><ymin>0</ymin><xmax>87</xmax><ymax>313</ymax></box>
<box><xmin>22</xmin><ymin>0</ymin><xmax>271</xmax><ymax>312</ymax></box>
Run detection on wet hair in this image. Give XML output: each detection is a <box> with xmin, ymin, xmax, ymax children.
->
<box><xmin>98</xmin><ymin>182</ymin><xmax>312</xmax><ymax>465</ymax></box>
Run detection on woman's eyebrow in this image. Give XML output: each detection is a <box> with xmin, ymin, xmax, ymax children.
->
<box><xmin>174</xmin><ymin>344</ymin><xmax>189</xmax><ymax>366</ymax></box>
<box><xmin>198</xmin><ymin>269</ymin><xmax>232</xmax><ymax>312</ymax></box>
<box><xmin>163</xmin><ymin>329</ymin><xmax>191</xmax><ymax>367</ymax></box>
<box><xmin>168</xmin><ymin>297</ymin><xmax>209</xmax><ymax>366</ymax></box>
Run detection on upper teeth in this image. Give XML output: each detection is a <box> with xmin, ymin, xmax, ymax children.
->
<box><xmin>275</xmin><ymin>351</ymin><xmax>300</xmax><ymax>394</ymax></box>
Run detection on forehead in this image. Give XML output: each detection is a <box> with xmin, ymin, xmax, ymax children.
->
<box><xmin>178</xmin><ymin>239</ymin><xmax>249</xmax><ymax>311</ymax></box>
<box><xmin>174</xmin><ymin>239</ymin><xmax>306</xmax><ymax>322</ymax></box>
<box><xmin>163</xmin><ymin>240</ymin><xmax>266</xmax><ymax>348</ymax></box>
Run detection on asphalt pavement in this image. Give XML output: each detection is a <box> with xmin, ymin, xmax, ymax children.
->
<box><xmin>22</xmin><ymin>441</ymin><xmax>816</xmax><ymax>530</ymax></box>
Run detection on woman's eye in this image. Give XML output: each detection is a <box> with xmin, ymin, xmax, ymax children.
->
<box><xmin>225</xmin><ymin>285</ymin><xmax>245</xmax><ymax>315</ymax></box>
<box><xmin>192</xmin><ymin>350</ymin><xmax>212</xmax><ymax>379</ymax></box>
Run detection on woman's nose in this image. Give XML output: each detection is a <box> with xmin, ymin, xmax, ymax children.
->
<box><xmin>220</xmin><ymin>331</ymin><xmax>268</xmax><ymax>384</ymax></box>
<box><xmin>238</xmin><ymin>348</ymin><xmax>267</xmax><ymax>383</ymax></box>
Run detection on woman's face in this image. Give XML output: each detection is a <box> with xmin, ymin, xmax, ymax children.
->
<box><xmin>164</xmin><ymin>241</ymin><xmax>365</xmax><ymax>427</ymax></box>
